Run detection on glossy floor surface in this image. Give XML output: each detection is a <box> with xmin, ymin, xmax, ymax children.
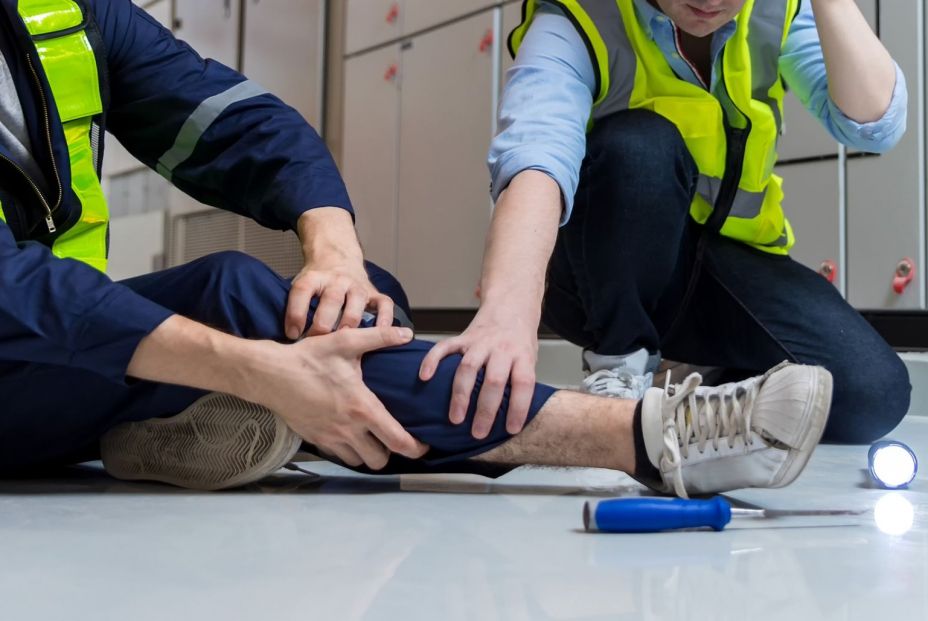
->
<box><xmin>1</xmin><ymin>417</ymin><xmax>926</xmax><ymax>621</ymax></box>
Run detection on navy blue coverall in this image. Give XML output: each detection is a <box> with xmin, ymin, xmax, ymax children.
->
<box><xmin>0</xmin><ymin>0</ymin><xmax>555</xmax><ymax>472</ymax></box>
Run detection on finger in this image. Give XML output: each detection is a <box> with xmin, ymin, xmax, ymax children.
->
<box><xmin>373</xmin><ymin>295</ymin><xmax>395</xmax><ymax>329</ymax></box>
<box><xmin>472</xmin><ymin>354</ymin><xmax>512</xmax><ymax>440</ymax></box>
<box><xmin>285</xmin><ymin>278</ymin><xmax>320</xmax><ymax>341</ymax></box>
<box><xmin>308</xmin><ymin>284</ymin><xmax>350</xmax><ymax>336</ymax></box>
<box><xmin>449</xmin><ymin>350</ymin><xmax>485</xmax><ymax>426</ymax></box>
<box><xmin>364</xmin><ymin>392</ymin><xmax>430</xmax><ymax>459</ymax></box>
<box><xmin>418</xmin><ymin>339</ymin><xmax>456</xmax><ymax>382</ymax></box>
<box><xmin>339</xmin><ymin>326</ymin><xmax>415</xmax><ymax>357</ymax></box>
<box><xmin>329</xmin><ymin>443</ymin><xmax>364</xmax><ymax>468</ymax></box>
<box><xmin>505</xmin><ymin>359</ymin><xmax>536</xmax><ymax>435</ymax></box>
<box><xmin>350</xmin><ymin>432</ymin><xmax>391</xmax><ymax>471</ymax></box>
<box><xmin>337</xmin><ymin>288</ymin><xmax>369</xmax><ymax>331</ymax></box>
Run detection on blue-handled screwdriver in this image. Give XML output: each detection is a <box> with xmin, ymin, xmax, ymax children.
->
<box><xmin>583</xmin><ymin>497</ymin><xmax>866</xmax><ymax>533</ymax></box>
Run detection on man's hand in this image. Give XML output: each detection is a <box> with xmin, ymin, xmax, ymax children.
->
<box><xmin>287</xmin><ymin>208</ymin><xmax>393</xmax><ymax>339</ymax></box>
<box><xmin>255</xmin><ymin>326</ymin><xmax>429</xmax><ymax>469</ymax></box>
<box><xmin>419</xmin><ymin>307</ymin><xmax>538</xmax><ymax>439</ymax></box>
<box><xmin>128</xmin><ymin>316</ymin><xmax>429</xmax><ymax>471</ymax></box>
<box><xmin>286</xmin><ymin>262</ymin><xmax>395</xmax><ymax>338</ymax></box>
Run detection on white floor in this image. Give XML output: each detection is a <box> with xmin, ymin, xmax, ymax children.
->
<box><xmin>0</xmin><ymin>414</ymin><xmax>926</xmax><ymax>620</ymax></box>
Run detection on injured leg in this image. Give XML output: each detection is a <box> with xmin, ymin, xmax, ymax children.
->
<box><xmin>100</xmin><ymin>360</ymin><xmax>834</xmax><ymax>498</ymax></box>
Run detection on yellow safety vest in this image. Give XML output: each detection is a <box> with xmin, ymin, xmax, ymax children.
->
<box><xmin>510</xmin><ymin>0</ymin><xmax>800</xmax><ymax>254</ymax></box>
<box><xmin>0</xmin><ymin>0</ymin><xmax>109</xmax><ymax>271</ymax></box>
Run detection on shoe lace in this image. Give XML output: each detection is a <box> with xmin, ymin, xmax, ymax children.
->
<box><xmin>660</xmin><ymin>372</ymin><xmax>760</xmax><ymax>497</ymax></box>
<box><xmin>583</xmin><ymin>369</ymin><xmax>651</xmax><ymax>397</ymax></box>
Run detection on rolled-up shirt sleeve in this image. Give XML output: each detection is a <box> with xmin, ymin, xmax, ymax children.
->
<box><xmin>488</xmin><ymin>6</ymin><xmax>595</xmax><ymax>224</ymax></box>
<box><xmin>780</xmin><ymin>1</ymin><xmax>907</xmax><ymax>154</ymax></box>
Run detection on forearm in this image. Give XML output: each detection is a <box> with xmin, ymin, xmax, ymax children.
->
<box><xmin>479</xmin><ymin>170</ymin><xmax>562</xmax><ymax>320</ymax></box>
<box><xmin>127</xmin><ymin>315</ymin><xmax>276</xmax><ymax>403</ymax></box>
<box><xmin>813</xmin><ymin>0</ymin><xmax>896</xmax><ymax>122</ymax></box>
<box><xmin>297</xmin><ymin>207</ymin><xmax>365</xmax><ymax>267</ymax></box>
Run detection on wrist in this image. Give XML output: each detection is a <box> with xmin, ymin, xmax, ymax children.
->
<box><xmin>298</xmin><ymin>208</ymin><xmax>364</xmax><ymax>265</ymax></box>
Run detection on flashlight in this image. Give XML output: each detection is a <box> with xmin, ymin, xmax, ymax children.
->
<box><xmin>868</xmin><ymin>440</ymin><xmax>918</xmax><ymax>489</ymax></box>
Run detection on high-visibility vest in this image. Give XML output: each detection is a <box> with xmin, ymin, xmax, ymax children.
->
<box><xmin>510</xmin><ymin>0</ymin><xmax>801</xmax><ymax>254</ymax></box>
<box><xmin>0</xmin><ymin>0</ymin><xmax>109</xmax><ymax>271</ymax></box>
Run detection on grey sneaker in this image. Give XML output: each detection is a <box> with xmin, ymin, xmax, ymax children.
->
<box><xmin>638</xmin><ymin>362</ymin><xmax>833</xmax><ymax>498</ymax></box>
<box><xmin>580</xmin><ymin>348</ymin><xmax>658</xmax><ymax>400</ymax></box>
<box><xmin>101</xmin><ymin>393</ymin><xmax>301</xmax><ymax>491</ymax></box>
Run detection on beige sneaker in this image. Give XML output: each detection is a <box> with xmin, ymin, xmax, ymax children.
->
<box><xmin>101</xmin><ymin>393</ymin><xmax>301</xmax><ymax>491</ymax></box>
<box><xmin>639</xmin><ymin>362</ymin><xmax>833</xmax><ymax>498</ymax></box>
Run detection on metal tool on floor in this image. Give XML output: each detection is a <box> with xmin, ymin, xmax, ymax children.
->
<box><xmin>583</xmin><ymin>497</ymin><xmax>867</xmax><ymax>533</ymax></box>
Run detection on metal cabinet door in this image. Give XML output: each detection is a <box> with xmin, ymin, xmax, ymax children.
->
<box><xmin>345</xmin><ymin>0</ymin><xmax>404</xmax><ymax>55</ymax></box>
<box><xmin>778</xmin><ymin>92</ymin><xmax>838</xmax><ymax>161</ymax></box>
<box><xmin>776</xmin><ymin>161</ymin><xmax>841</xmax><ymax>284</ymax></box>
<box><xmin>847</xmin><ymin>0</ymin><xmax>924</xmax><ymax>309</ymax></box>
<box><xmin>242</xmin><ymin>0</ymin><xmax>325</xmax><ymax>127</ymax></box>
<box><xmin>402</xmin><ymin>0</ymin><xmax>497</xmax><ymax>35</ymax></box>
<box><xmin>342</xmin><ymin>46</ymin><xmax>402</xmax><ymax>273</ymax></box>
<box><xmin>173</xmin><ymin>0</ymin><xmax>241</xmax><ymax>70</ymax></box>
<box><xmin>396</xmin><ymin>12</ymin><xmax>496</xmax><ymax>308</ymax></box>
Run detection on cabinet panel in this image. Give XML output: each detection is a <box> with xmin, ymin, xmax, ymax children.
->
<box><xmin>342</xmin><ymin>46</ymin><xmax>402</xmax><ymax>273</ymax></box>
<box><xmin>778</xmin><ymin>91</ymin><xmax>838</xmax><ymax>161</ymax></box>
<box><xmin>847</xmin><ymin>1</ymin><xmax>923</xmax><ymax>309</ymax></box>
<box><xmin>345</xmin><ymin>0</ymin><xmax>404</xmax><ymax>55</ymax></box>
<box><xmin>174</xmin><ymin>0</ymin><xmax>241</xmax><ymax>69</ymax></box>
<box><xmin>242</xmin><ymin>0</ymin><xmax>325</xmax><ymax>127</ymax></box>
<box><xmin>403</xmin><ymin>0</ymin><xmax>497</xmax><ymax>35</ymax></box>
<box><xmin>397</xmin><ymin>13</ymin><xmax>496</xmax><ymax>308</ymax></box>
<box><xmin>776</xmin><ymin>161</ymin><xmax>841</xmax><ymax>278</ymax></box>
<box><xmin>107</xmin><ymin>211</ymin><xmax>166</xmax><ymax>281</ymax></box>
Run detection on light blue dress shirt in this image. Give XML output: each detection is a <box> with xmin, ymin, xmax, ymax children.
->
<box><xmin>488</xmin><ymin>0</ymin><xmax>908</xmax><ymax>224</ymax></box>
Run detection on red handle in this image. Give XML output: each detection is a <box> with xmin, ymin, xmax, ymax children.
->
<box><xmin>819</xmin><ymin>260</ymin><xmax>837</xmax><ymax>284</ymax></box>
<box><xmin>893</xmin><ymin>258</ymin><xmax>915</xmax><ymax>295</ymax></box>
<box><xmin>479</xmin><ymin>29</ymin><xmax>494</xmax><ymax>53</ymax></box>
<box><xmin>386</xmin><ymin>2</ymin><xmax>399</xmax><ymax>25</ymax></box>
<box><xmin>383</xmin><ymin>63</ymin><xmax>398</xmax><ymax>82</ymax></box>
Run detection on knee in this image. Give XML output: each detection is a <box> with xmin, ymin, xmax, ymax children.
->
<box><xmin>365</xmin><ymin>260</ymin><xmax>412</xmax><ymax>318</ymax></box>
<box><xmin>825</xmin><ymin>352</ymin><xmax>911</xmax><ymax>444</ymax></box>
<box><xmin>588</xmin><ymin>110</ymin><xmax>692</xmax><ymax>173</ymax></box>
<box><xmin>193</xmin><ymin>251</ymin><xmax>285</xmax><ymax>295</ymax></box>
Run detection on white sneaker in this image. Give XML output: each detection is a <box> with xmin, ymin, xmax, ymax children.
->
<box><xmin>101</xmin><ymin>393</ymin><xmax>301</xmax><ymax>491</ymax></box>
<box><xmin>581</xmin><ymin>348</ymin><xmax>658</xmax><ymax>400</ymax></box>
<box><xmin>638</xmin><ymin>362</ymin><xmax>833</xmax><ymax>498</ymax></box>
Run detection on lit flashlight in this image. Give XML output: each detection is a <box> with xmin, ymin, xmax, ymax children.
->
<box><xmin>868</xmin><ymin>440</ymin><xmax>918</xmax><ymax>489</ymax></box>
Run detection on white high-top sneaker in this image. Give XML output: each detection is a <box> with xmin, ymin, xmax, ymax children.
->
<box><xmin>637</xmin><ymin>362</ymin><xmax>833</xmax><ymax>498</ymax></box>
<box><xmin>581</xmin><ymin>348</ymin><xmax>659</xmax><ymax>400</ymax></box>
<box><xmin>101</xmin><ymin>393</ymin><xmax>302</xmax><ymax>491</ymax></box>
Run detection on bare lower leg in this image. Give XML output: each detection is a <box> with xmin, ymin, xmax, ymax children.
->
<box><xmin>474</xmin><ymin>390</ymin><xmax>638</xmax><ymax>473</ymax></box>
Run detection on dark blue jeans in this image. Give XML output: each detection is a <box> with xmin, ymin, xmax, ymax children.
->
<box><xmin>0</xmin><ymin>252</ymin><xmax>555</xmax><ymax>473</ymax></box>
<box><xmin>542</xmin><ymin>110</ymin><xmax>911</xmax><ymax>444</ymax></box>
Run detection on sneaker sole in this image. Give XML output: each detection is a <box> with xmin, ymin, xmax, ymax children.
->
<box><xmin>769</xmin><ymin>366</ymin><xmax>834</xmax><ymax>489</ymax></box>
<box><xmin>100</xmin><ymin>393</ymin><xmax>301</xmax><ymax>491</ymax></box>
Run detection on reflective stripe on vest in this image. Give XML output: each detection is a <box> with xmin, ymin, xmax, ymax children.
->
<box><xmin>510</xmin><ymin>0</ymin><xmax>799</xmax><ymax>254</ymax></box>
<box><xmin>0</xmin><ymin>0</ymin><xmax>109</xmax><ymax>271</ymax></box>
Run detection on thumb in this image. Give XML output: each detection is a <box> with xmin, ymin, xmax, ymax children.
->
<box><xmin>341</xmin><ymin>326</ymin><xmax>415</xmax><ymax>356</ymax></box>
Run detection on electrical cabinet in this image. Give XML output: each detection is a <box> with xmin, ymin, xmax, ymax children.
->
<box><xmin>345</xmin><ymin>11</ymin><xmax>497</xmax><ymax>308</ymax></box>
<box><xmin>173</xmin><ymin>0</ymin><xmax>241</xmax><ymax>70</ymax></box>
<box><xmin>242</xmin><ymin>0</ymin><xmax>326</xmax><ymax>127</ymax></box>
<box><xmin>776</xmin><ymin>161</ymin><xmax>841</xmax><ymax>281</ymax></box>
<box><xmin>847</xmin><ymin>0</ymin><xmax>924</xmax><ymax>309</ymax></box>
<box><xmin>343</xmin><ymin>45</ymin><xmax>402</xmax><ymax>273</ymax></box>
<box><xmin>396</xmin><ymin>12</ymin><xmax>496</xmax><ymax>308</ymax></box>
